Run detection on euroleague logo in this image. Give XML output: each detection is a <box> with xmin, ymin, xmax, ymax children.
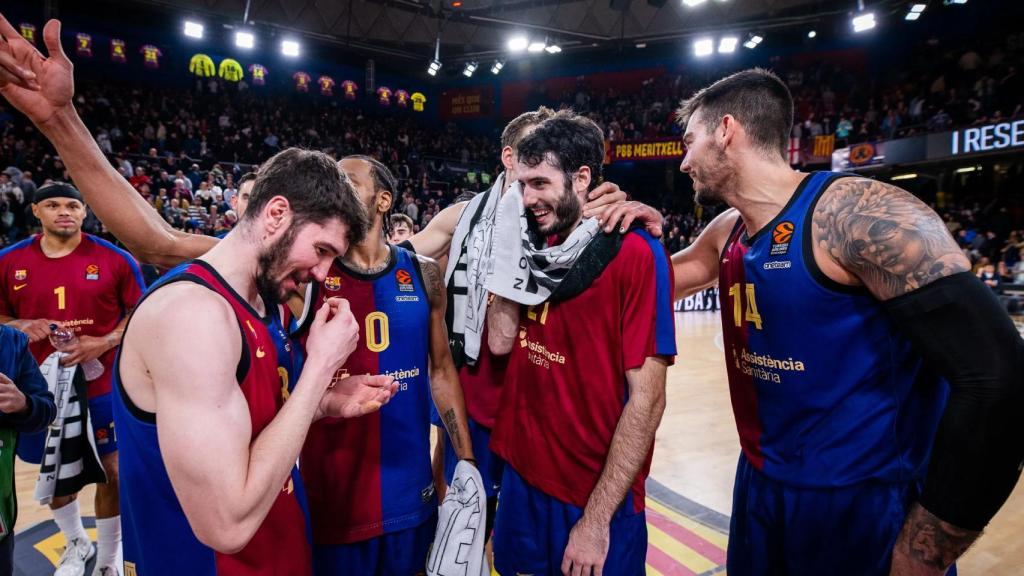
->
<box><xmin>396</xmin><ymin>269</ymin><xmax>415</xmax><ymax>292</ymax></box>
<box><xmin>770</xmin><ymin>221</ymin><xmax>794</xmax><ymax>256</ymax></box>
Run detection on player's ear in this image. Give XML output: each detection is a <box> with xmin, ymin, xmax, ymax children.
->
<box><xmin>501</xmin><ymin>146</ymin><xmax>515</xmax><ymax>172</ymax></box>
<box><xmin>263</xmin><ymin>196</ymin><xmax>291</xmax><ymax>235</ymax></box>
<box><xmin>574</xmin><ymin>166</ymin><xmax>592</xmax><ymax>195</ymax></box>
<box><xmin>377</xmin><ymin>189</ymin><xmax>393</xmax><ymax>215</ymax></box>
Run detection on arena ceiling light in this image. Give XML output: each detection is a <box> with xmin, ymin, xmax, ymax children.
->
<box><xmin>508</xmin><ymin>35</ymin><xmax>529</xmax><ymax>52</ymax></box>
<box><xmin>718</xmin><ymin>36</ymin><xmax>738</xmax><ymax>53</ymax></box>
<box><xmin>427</xmin><ymin>59</ymin><xmax>442</xmax><ymax>76</ymax></box>
<box><xmin>693</xmin><ymin>37</ymin><xmax>714</xmax><ymax>57</ymax></box>
<box><xmin>528</xmin><ymin>40</ymin><xmax>547</xmax><ymax>53</ymax></box>
<box><xmin>235</xmin><ymin>31</ymin><xmax>255</xmax><ymax>49</ymax></box>
<box><xmin>905</xmin><ymin>3</ymin><xmax>926</xmax><ymax>20</ymax></box>
<box><xmin>743</xmin><ymin>34</ymin><xmax>763</xmax><ymax>49</ymax></box>
<box><xmin>545</xmin><ymin>44</ymin><xmax>562</xmax><ymax>54</ymax></box>
<box><xmin>491</xmin><ymin>61</ymin><xmax>504</xmax><ymax>75</ymax></box>
<box><xmin>852</xmin><ymin>12</ymin><xmax>876</xmax><ymax>33</ymax></box>
<box><xmin>807</xmin><ymin>30</ymin><xmax>817</xmax><ymax>38</ymax></box>
<box><xmin>281</xmin><ymin>40</ymin><xmax>300</xmax><ymax>57</ymax></box>
<box><xmin>891</xmin><ymin>173</ymin><xmax>918</xmax><ymax>181</ymax></box>
<box><xmin>183</xmin><ymin>21</ymin><xmax>204</xmax><ymax>40</ymax></box>
<box><xmin>463</xmin><ymin>62</ymin><xmax>478</xmax><ymax>77</ymax></box>
<box><xmin>683</xmin><ymin>0</ymin><xmax>707</xmax><ymax>7</ymax></box>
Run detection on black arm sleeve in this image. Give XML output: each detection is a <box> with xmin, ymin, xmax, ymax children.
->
<box><xmin>884</xmin><ymin>271</ymin><xmax>1024</xmax><ymax>531</ymax></box>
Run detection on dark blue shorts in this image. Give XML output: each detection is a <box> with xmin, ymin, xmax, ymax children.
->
<box><xmin>442</xmin><ymin>418</ymin><xmax>503</xmax><ymax>499</ymax></box>
<box><xmin>728</xmin><ymin>453</ymin><xmax>956</xmax><ymax>576</ymax></box>
<box><xmin>492</xmin><ymin>465</ymin><xmax>647</xmax><ymax>576</ymax></box>
<box><xmin>312</xmin><ymin>513</ymin><xmax>436</xmax><ymax>576</ymax></box>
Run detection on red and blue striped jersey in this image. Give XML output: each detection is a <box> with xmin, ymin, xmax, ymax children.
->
<box><xmin>491</xmin><ymin>230</ymin><xmax>676</xmax><ymax>512</ymax></box>
<box><xmin>297</xmin><ymin>245</ymin><xmax>435</xmax><ymax>544</ymax></box>
<box><xmin>719</xmin><ymin>171</ymin><xmax>947</xmax><ymax>487</ymax></box>
<box><xmin>113</xmin><ymin>260</ymin><xmax>312</xmax><ymax>575</ymax></box>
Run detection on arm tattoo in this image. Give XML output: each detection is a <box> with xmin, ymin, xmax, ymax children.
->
<box><xmin>442</xmin><ymin>408</ymin><xmax>464</xmax><ymax>453</ymax></box>
<box><xmin>417</xmin><ymin>255</ymin><xmax>444</xmax><ymax>308</ymax></box>
<box><xmin>813</xmin><ymin>178</ymin><xmax>969</xmax><ymax>300</ymax></box>
<box><xmin>898</xmin><ymin>504</ymin><xmax>979</xmax><ymax>569</ymax></box>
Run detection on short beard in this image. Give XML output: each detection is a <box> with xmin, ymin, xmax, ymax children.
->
<box><xmin>255</xmin><ymin>222</ymin><xmax>301</xmax><ymax>307</ymax></box>
<box><xmin>44</xmin><ymin>225</ymin><xmax>80</xmax><ymax>239</ymax></box>
<box><xmin>526</xmin><ymin>177</ymin><xmax>582</xmax><ymax>240</ymax></box>
<box><xmin>693</xmin><ymin>142</ymin><xmax>730</xmax><ymax>207</ymax></box>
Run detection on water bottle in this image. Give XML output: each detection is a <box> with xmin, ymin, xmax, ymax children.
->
<box><xmin>49</xmin><ymin>324</ymin><xmax>105</xmax><ymax>381</ymax></box>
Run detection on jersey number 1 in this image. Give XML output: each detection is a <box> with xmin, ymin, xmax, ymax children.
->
<box><xmin>727</xmin><ymin>283</ymin><xmax>763</xmax><ymax>330</ymax></box>
<box><xmin>54</xmin><ymin>286</ymin><xmax>66</xmax><ymax>310</ymax></box>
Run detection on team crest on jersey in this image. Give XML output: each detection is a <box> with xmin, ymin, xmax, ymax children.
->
<box><xmin>770</xmin><ymin>221</ymin><xmax>794</xmax><ymax>256</ymax></box>
<box><xmin>95</xmin><ymin>428</ymin><xmax>109</xmax><ymax>444</ymax></box>
<box><xmin>325</xmin><ymin>276</ymin><xmax>342</xmax><ymax>291</ymax></box>
<box><xmin>85</xmin><ymin>264</ymin><xmax>100</xmax><ymax>280</ymax></box>
<box><xmin>395</xmin><ymin>269</ymin><xmax>414</xmax><ymax>292</ymax></box>
<box><xmin>14</xmin><ymin>269</ymin><xmax>26</xmax><ymax>281</ymax></box>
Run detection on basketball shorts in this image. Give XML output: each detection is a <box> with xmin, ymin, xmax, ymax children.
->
<box><xmin>728</xmin><ymin>453</ymin><xmax>957</xmax><ymax>576</ymax></box>
<box><xmin>312</xmin><ymin>512</ymin><xmax>437</xmax><ymax>576</ymax></box>
<box><xmin>492</xmin><ymin>465</ymin><xmax>647</xmax><ymax>576</ymax></box>
<box><xmin>17</xmin><ymin>392</ymin><xmax>118</xmax><ymax>463</ymax></box>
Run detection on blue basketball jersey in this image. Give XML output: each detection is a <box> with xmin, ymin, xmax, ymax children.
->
<box><xmin>113</xmin><ymin>261</ymin><xmax>311</xmax><ymax>575</ymax></box>
<box><xmin>298</xmin><ymin>245</ymin><xmax>435</xmax><ymax>544</ymax></box>
<box><xmin>718</xmin><ymin>171</ymin><xmax>948</xmax><ymax>487</ymax></box>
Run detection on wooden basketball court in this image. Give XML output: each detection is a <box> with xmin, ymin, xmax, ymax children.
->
<box><xmin>11</xmin><ymin>310</ymin><xmax>1023</xmax><ymax>574</ymax></box>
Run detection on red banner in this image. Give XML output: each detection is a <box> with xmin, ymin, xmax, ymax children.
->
<box><xmin>440</xmin><ymin>86</ymin><xmax>493</xmax><ymax>121</ymax></box>
<box><xmin>606</xmin><ymin>138</ymin><xmax>685</xmax><ymax>163</ymax></box>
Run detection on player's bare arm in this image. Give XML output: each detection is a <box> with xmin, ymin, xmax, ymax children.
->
<box><xmin>123</xmin><ymin>286</ymin><xmax>392</xmax><ymax>552</ymax></box>
<box><xmin>407</xmin><ymin>202</ymin><xmax>468</xmax><ymax>260</ymax></box>
<box><xmin>811</xmin><ymin>178</ymin><xmax>969</xmax><ymax>300</ymax></box>
<box><xmin>418</xmin><ymin>254</ymin><xmax>474</xmax><ymax>461</ymax></box>
<box><xmin>671</xmin><ymin>208</ymin><xmax>740</xmax><ymax>299</ymax></box>
<box><xmin>59</xmin><ymin>311</ymin><xmax>132</xmax><ymax>367</ymax></box>
<box><xmin>486</xmin><ymin>294</ymin><xmax>519</xmax><ymax>356</ymax></box>
<box><xmin>0</xmin><ymin>315</ymin><xmax>58</xmax><ymax>343</ymax></box>
<box><xmin>562</xmin><ymin>355</ymin><xmax>668</xmax><ymax>576</ymax></box>
<box><xmin>814</xmin><ymin>178</ymin><xmax>1024</xmax><ymax>574</ymax></box>
<box><xmin>0</xmin><ymin>15</ymin><xmax>216</xmax><ymax>268</ymax></box>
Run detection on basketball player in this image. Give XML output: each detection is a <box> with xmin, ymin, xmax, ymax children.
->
<box><xmin>0</xmin><ymin>20</ymin><xmax>399</xmax><ymax>574</ymax></box>
<box><xmin>231</xmin><ymin>172</ymin><xmax>257</xmax><ymax>218</ymax></box>
<box><xmin>295</xmin><ymin>155</ymin><xmax>473</xmax><ymax>575</ymax></box>
<box><xmin>589</xmin><ymin>68</ymin><xmax>1023</xmax><ymax>575</ymax></box>
<box><xmin>487</xmin><ymin>112</ymin><xmax>677</xmax><ymax>576</ymax></box>
<box><xmin>0</xmin><ymin>183</ymin><xmax>144</xmax><ymax>576</ymax></box>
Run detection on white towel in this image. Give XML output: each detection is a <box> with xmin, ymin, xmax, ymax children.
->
<box><xmin>486</xmin><ymin>183</ymin><xmax>600</xmax><ymax>306</ymax></box>
<box><xmin>33</xmin><ymin>352</ymin><xmax>104</xmax><ymax>505</ymax></box>
<box><xmin>426</xmin><ymin>460</ymin><xmax>489</xmax><ymax>576</ymax></box>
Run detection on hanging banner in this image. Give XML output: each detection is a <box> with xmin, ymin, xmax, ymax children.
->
<box><xmin>411</xmin><ymin>92</ymin><xmax>426</xmax><ymax>113</ymax></box>
<box><xmin>219</xmin><ymin>59</ymin><xmax>244</xmax><ymax>82</ymax></box>
<box><xmin>318</xmin><ymin>75</ymin><xmax>336</xmax><ymax>96</ymax></box>
<box><xmin>395</xmin><ymin>89</ymin><xmax>410</xmax><ymax>109</ymax></box>
<box><xmin>341</xmin><ymin>80</ymin><xmax>358</xmax><ymax>100</ymax></box>
<box><xmin>606</xmin><ymin>138</ymin><xmax>685</xmax><ymax>163</ymax></box>
<box><xmin>439</xmin><ymin>86</ymin><xmax>493</xmax><ymax>120</ymax></box>
<box><xmin>140</xmin><ymin>44</ymin><xmax>162</xmax><ymax>69</ymax></box>
<box><xmin>293</xmin><ymin>71</ymin><xmax>311</xmax><ymax>93</ymax></box>
<box><xmin>377</xmin><ymin>86</ymin><xmax>392</xmax><ymax>106</ymax></box>
<box><xmin>110</xmin><ymin>39</ymin><xmax>126</xmax><ymax>63</ymax></box>
<box><xmin>189</xmin><ymin>54</ymin><xmax>215</xmax><ymax>77</ymax></box>
<box><xmin>248</xmin><ymin>63</ymin><xmax>268</xmax><ymax>86</ymax></box>
<box><xmin>75</xmin><ymin>33</ymin><xmax>92</xmax><ymax>58</ymax></box>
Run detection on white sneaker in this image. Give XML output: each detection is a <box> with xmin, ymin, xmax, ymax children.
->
<box><xmin>90</xmin><ymin>565</ymin><xmax>121</xmax><ymax>576</ymax></box>
<box><xmin>54</xmin><ymin>537</ymin><xmax>95</xmax><ymax>576</ymax></box>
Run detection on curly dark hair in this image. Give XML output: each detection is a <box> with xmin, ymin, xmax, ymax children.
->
<box><xmin>516</xmin><ymin>111</ymin><xmax>605</xmax><ymax>193</ymax></box>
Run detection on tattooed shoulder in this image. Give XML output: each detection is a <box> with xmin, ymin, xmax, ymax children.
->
<box><xmin>812</xmin><ymin>177</ymin><xmax>969</xmax><ymax>300</ymax></box>
<box><xmin>416</xmin><ymin>254</ymin><xmax>445</xmax><ymax>307</ymax></box>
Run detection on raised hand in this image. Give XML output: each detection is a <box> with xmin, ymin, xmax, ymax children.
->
<box><xmin>582</xmin><ymin>181</ymin><xmax>664</xmax><ymax>237</ymax></box>
<box><xmin>304</xmin><ymin>297</ymin><xmax>360</xmax><ymax>374</ymax></box>
<box><xmin>0</xmin><ymin>16</ymin><xmax>74</xmax><ymax>127</ymax></box>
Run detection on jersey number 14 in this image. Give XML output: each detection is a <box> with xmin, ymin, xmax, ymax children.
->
<box><xmin>727</xmin><ymin>283</ymin><xmax>763</xmax><ymax>330</ymax></box>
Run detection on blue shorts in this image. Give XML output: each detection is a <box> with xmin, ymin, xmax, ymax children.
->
<box><xmin>728</xmin><ymin>453</ymin><xmax>956</xmax><ymax>576</ymax></box>
<box><xmin>313</xmin><ymin>513</ymin><xmax>436</xmax><ymax>576</ymax></box>
<box><xmin>17</xmin><ymin>392</ymin><xmax>118</xmax><ymax>463</ymax></box>
<box><xmin>492</xmin><ymin>465</ymin><xmax>647</xmax><ymax>576</ymax></box>
<box><xmin>442</xmin><ymin>418</ymin><xmax>504</xmax><ymax>499</ymax></box>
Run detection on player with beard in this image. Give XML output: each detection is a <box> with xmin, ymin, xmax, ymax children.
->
<box><xmin>587</xmin><ymin>68</ymin><xmax>1023</xmax><ymax>575</ymax></box>
<box><xmin>487</xmin><ymin>112</ymin><xmax>676</xmax><ymax>576</ymax></box>
<box><xmin>293</xmin><ymin>155</ymin><xmax>473</xmax><ymax>575</ymax></box>
<box><xmin>0</xmin><ymin>21</ymin><xmax>400</xmax><ymax>573</ymax></box>
<box><xmin>111</xmin><ymin>148</ymin><xmax>400</xmax><ymax>574</ymax></box>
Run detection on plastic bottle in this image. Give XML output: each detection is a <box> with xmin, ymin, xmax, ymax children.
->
<box><xmin>49</xmin><ymin>324</ymin><xmax>105</xmax><ymax>381</ymax></box>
